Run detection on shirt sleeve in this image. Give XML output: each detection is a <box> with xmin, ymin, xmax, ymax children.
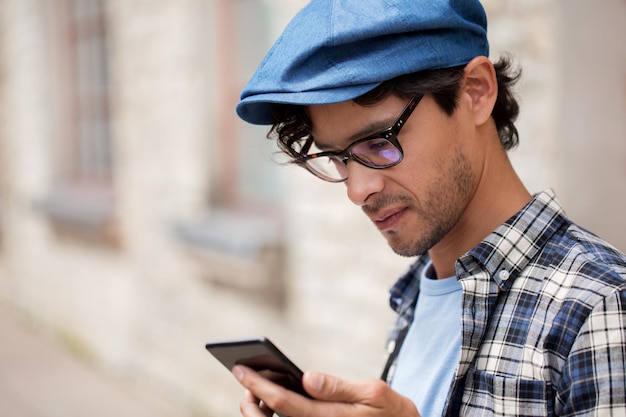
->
<box><xmin>556</xmin><ymin>288</ymin><xmax>626</xmax><ymax>416</ymax></box>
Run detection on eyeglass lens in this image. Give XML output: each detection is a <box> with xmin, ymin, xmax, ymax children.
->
<box><xmin>300</xmin><ymin>96</ymin><xmax>422</xmax><ymax>182</ymax></box>
<box><xmin>304</xmin><ymin>137</ymin><xmax>401</xmax><ymax>182</ymax></box>
<box><xmin>351</xmin><ymin>139</ymin><xmax>401</xmax><ymax>166</ymax></box>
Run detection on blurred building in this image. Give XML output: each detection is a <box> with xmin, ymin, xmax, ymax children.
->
<box><xmin>0</xmin><ymin>0</ymin><xmax>624</xmax><ymax>416</ymax></box>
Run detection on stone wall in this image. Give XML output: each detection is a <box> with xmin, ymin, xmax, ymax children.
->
<box><xmin>0</xmin><ymin>1</ymin><xmax>624</xmax><ymax>416</ymax></box>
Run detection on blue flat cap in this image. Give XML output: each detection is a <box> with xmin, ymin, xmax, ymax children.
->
<box><xmin>237</xmin><ymin>0</ymin><xmax>489</xmax><ymax>125</ymax></box>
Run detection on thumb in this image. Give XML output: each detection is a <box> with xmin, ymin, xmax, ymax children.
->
<box><xmin>302</xmin><ymin>372</ymin><xmax>421</xmax><ymax>416</ymax></box>
<box><xmin>302</xmin><ymin>371</ymin><xmax>364</xmax><ymax>402</ymax></box>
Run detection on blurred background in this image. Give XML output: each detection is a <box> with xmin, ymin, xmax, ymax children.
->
<box><xmin>0</xmin><ymin>0</ymin><xmax>624</xmax><ymax>416</ymax></box>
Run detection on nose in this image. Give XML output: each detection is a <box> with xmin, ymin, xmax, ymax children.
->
<box><xmin>345</xmin><ymin>161</ymin><xmax>385</xmax><ymax>206</ymax></box>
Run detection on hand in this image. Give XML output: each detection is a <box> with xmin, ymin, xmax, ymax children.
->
<box><xmin>233</xmin><ymin>365</ymin><xmax>421</xmax><ymax>417</ymax></box>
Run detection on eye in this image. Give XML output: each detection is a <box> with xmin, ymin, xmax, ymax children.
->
<box><xmin>360</xmin><ymin>138</ymin><xmax>396</xmax><ymax>156</ymax></box>
<box><xmin>350</xmin><ymin>137</ymin><xmax>401</xmax><ymax>166</ymax></box>
<box><xmin>366</xmin><ymin>139</ymin><xmax>391</xmax><ymax>151</ymax></box>
<box><xmin>352</xmin><ymin>138</ymin><xmax>389</xmax><ymax>153</ymax></box>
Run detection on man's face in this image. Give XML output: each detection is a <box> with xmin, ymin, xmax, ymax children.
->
<box><xmin>307</xmin><ymin>94</ymin><xmax>480</xmax><ymax>257</ymax></box>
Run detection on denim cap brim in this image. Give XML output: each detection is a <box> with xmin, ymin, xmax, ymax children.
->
<box><xmin>237</xmin><ymin>83</ymin><xmax>382</xmax><ymax>127</ymax></box>
<box><xmin>237</xmin><ymin>0</ymin><xmax>489</xmax><ymax>125</ymax></box>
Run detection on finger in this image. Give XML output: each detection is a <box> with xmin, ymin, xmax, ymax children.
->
<box><xmin>234</xmin><ymin>365</ymin><xmax>309</xmax><ymax>416</ymax></box>
<box><xmin>234</xmin><ymin>365</ymin><xmax>286</xmax><ymax>398</ymax></box>
<box><xmin>258</xmin><ymin>401</ymin><xmax>274</xmax><ymax>417</ymax></box>
<box><xmin>240</xmin><ymin>389</ymin><xmax>273</xmax><ymax>417</ymax></box>
<box><xmin>243</xmin><ymin>389</ymin><xmax>258</xmax><ymax>403</ymax></box>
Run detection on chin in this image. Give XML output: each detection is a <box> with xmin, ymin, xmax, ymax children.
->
<box><xmin>391</xmin><ymin>245</ymin><xmax>428</xmax><ymax>258</ymax></box>
<box><xmin>385</xmin><ymin>226</ymin><xmax>447</xmax><ymax>258</ymax></box>
<box><xmin>385</xmin><ymin>234</ymin><xmax>429</xmax><ymax>258</ymax></box>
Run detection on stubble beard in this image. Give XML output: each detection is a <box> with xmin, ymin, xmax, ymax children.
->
<box><xmin>377</xmin><ymin>146</ymin><xmax>476</xmax><ymax>257</ymax></box>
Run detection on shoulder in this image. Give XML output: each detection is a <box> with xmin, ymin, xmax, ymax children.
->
<box><xmin>546</xmin><ymin>222</ymin><xmax>626</xmax><ymax>289</ymax></box>
<box><xmin>535</xmin><ymin>221</ymin><xmax>626</xmax><ymax>317</ymax></box>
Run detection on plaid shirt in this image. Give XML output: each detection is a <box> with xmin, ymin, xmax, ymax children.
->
<box><xmin>384</xmin><ymin>190</ymin><xmax>626</xmax><ymax>416</ymax></box>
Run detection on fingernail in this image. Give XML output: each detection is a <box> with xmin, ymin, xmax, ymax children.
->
<box><xmin>306</xmin><ymin>372</ymin><xmax>324</xmax><ymax>392</ymax></box>
<box><xmin>233</xmin><ymin>366</ymin><xmax>244</xmax><ymax>382</ymax></box>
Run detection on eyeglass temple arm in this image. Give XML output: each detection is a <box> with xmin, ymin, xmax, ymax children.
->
<box><xmin>300</xmin><ymin>137</ymin><xmax>314</xmax><ymax>155</ymax></box>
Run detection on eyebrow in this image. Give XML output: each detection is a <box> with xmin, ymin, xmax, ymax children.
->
<box><xmin>313</xmin><ymin>117</ymin><xmax>396</xmax><ymax>152</ymax></box>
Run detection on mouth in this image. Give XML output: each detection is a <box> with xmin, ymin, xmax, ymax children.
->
<box><xmin>370</xmin><ymin>207</ymin><xmax>407</xmax><ymax>231</ymax></box>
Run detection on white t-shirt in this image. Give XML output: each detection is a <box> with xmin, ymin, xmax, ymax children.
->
<box><xmin>390</xmin><ymin>263</ymin><xmax>462</xmax><ymax>416</ymax></box>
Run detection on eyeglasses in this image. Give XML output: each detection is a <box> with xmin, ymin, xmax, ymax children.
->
<box><xmin>296</xmin><ymin>96</ymin><xmax>423</xmax><ymax>182</ymax></box>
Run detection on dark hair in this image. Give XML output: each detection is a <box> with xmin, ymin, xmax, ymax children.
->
<box><xmin>269</xmin><ymin>56</ymin><xmax>521</xmax><ymax>160</ymax></box>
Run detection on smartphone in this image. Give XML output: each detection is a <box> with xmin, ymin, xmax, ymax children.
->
<box><xmin>205</xmin><ymin>337</ymin><xmax>311</xmax><ymax>399</ymax></box>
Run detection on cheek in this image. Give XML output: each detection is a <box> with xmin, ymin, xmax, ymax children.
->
<box><xmin>421</xmin><ymin>112</ymin><xmax>464</xmax><ymax>154</ymax></box>
<box><xmin>397</xmin><ymin>140</ymin><xmax>476</xmax><ymax>204</ymax></box>
<box><xmin>392</xmin><ymin>104</ymin><xmax>473</xmax><ymax>189</ymax></box>
<box><xmin>399</xmin><ymin>123</ymin><xmax>460</xmax><ymax>179</ymax></box>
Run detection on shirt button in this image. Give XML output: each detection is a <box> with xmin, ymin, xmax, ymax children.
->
<box><xmin>498</xmin><ymin>270</ymin><xmax>510</xmax><ymax>280</ymax></box>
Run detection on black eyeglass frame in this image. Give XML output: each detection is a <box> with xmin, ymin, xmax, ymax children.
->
<box><xmin>295</xmin><ymin>95</ymin><xmax>424</xmax><ymax>182</ymax></box>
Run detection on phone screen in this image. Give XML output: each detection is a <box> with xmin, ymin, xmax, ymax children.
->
<box><xmin>205</xmin><ymin>337</ymin><xmax>310</xmax><ymax>398</ymax></box>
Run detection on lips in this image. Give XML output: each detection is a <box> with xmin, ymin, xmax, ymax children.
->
<box><xmin>370</xmin><ymin>207</ymin><xmax>407</xmax><ymax>231</ymax></box>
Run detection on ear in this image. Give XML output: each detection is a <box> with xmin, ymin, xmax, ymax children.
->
<box><xmin>460</xmin><ymin>56</ymin><xmax>498</xmax><ymax>126</ymax></box>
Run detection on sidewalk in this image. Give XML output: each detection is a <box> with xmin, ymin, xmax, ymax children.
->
<box><xmin>0</xmin><ymin>305</ymin><xmax>175</xmax><ymax>417</ymax></box>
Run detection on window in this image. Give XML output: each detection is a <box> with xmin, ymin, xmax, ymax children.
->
<box><xmin>41</xmin><ymin>0</ymin><xmax>116</xmax><ymax>245</ymax></box>
<box><xmin>68</xmin><ymin>0</ymin><xmax>113</xmax><ymax>190</ymax></box>
<box><xmin>212</xmin><ymin>0</ymin><xmax>283</xmax><ymax>209</ymax></box>
<box><xmin>176</xmin><ymin>0</ymin><xmax>286</xmax><ymax>302</ymax></box>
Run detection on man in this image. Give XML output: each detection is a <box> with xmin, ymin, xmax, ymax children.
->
<box><xmin>230</xmin><ymin>0</ymin><xmax>626</xmax><ymax>416</ymax></box>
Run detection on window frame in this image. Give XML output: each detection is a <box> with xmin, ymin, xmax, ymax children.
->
<box><xmin>40</xmin><ymin>0</ymin><xmax>118</xmax><ymax>246</ymax></box>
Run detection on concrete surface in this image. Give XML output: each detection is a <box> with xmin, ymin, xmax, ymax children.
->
<box><xmin>0</xmin><ymin>304</ymin><xmax>176</xmax><ymax>417</ymax></box>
